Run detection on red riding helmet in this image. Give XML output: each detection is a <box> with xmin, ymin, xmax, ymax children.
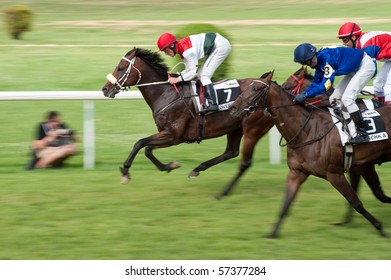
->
<box><xmin>157</xmin><ymin>33</ymin><xmax>177</xmax><ymax>51</ymax></box>
<box><xmin>337</xmin><ymin>22</ymin><xmax>362</xmax><ymax>38</ymax></box>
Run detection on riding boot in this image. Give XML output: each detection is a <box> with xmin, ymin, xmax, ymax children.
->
<box><xmin>349</xmin><ymin>110</ymin><xmax>370</xmax><ymax>144</ymax></box>
<box><xmin>202</xmin><ymin>84</ymin><xmax>218</xmax><ymax>113</ymax></box>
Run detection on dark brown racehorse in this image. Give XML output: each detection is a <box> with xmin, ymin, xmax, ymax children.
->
<box><xmin>102</xmin><ymin>48</ymin><xmax>266</xmax><ymax>183</ymax></box>
<box><xmin>231</xmin><ymin>71</ymin><xmax>391</xmax><ymax>237</ymax></box>
<box><xmin>281</xmin><ymin>66</ymin><xmax>390</xmax><ymax>225</ymax></box>
<box><xmin>216</xmin><ymin>67</ymin><xmax>321</xmax><ymax>199</ymax></box>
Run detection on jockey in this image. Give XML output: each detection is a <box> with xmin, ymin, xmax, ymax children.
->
<box><xmin>337</xmin><ymin>22</ymin><xmax>391</xmax><ymax>105</ymax></box>
<box><xmin>293</xmin><ymin>43</ymin><xmax>376</xmax><ymax>144</ymax></box>
<box><xmin>157</xmin><ymin>32</ymin><xmax>231</xmax><ymax>113</ymax></box>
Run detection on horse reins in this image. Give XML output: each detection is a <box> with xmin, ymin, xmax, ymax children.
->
<box><xmin>107</xmin><ymin>54</ymin><xmax>209</xmax><ymax>141</ymax></box>
<box><xmin>238</xmin><ymin>79</ymin><xmax>337</xmax><ymax>149</ymax></box>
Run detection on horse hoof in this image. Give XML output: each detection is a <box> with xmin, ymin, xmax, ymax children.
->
<box><xmin>380</xmin><ymin>230</ymin><xmax>388</xmax><ymax>238</ymax></box>
<box><xmin>120</xmin><ymin>175</ymin><xmax>130</xmax><ymax>184</ymax></box>
<box><xmin>214</xmin><ymin>194</ymin><xmax>224</xmax><ymax>200</ymax></box>
<box><xmin>332</xmin><ymin>221</ymin><xmax>349</xmax><ymax>226</ymax></box>
<box><xmin>169</xmin><ymin>161</ymin><xmax>181</xmax><ymax>169</ymax></box>
<box><xmin>264</xmin><ymin>233</ymin><xmax>278</xmax><ymax>239</ymax></box>
<box><xmin>188</xmin><ymin>170</ymin><xmax>199</xmax><ymax>178</ymax></box>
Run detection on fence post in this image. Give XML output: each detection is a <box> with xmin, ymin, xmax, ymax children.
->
<box><xmin>269</xmin><ymin>126</ymin><xmax>281</xmax><ymax>164</ymax></box>
<box><xmin>83</xmin><ymin>100</ymin><xmax>95</xmax><ymax>169</ymax></box>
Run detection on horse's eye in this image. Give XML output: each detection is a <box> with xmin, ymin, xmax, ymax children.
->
<box><xmin>253</xmin><ymin>86</ymin><xmax>260</xmax><ymax>92</ymax></box>
<box><xmin>117</xmin><ymin>67</ymin><xmax>123</xmax><ymax>72</ymax></box>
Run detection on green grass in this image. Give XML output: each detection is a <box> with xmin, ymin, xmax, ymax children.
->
<box><xmin>1</xmin><ymin>100</ymin><xmax>391</xmax><ymax>260</ymax></box>
<box><xmin>1</xmin><ymin>0</ymin><xmax>391</xmax><ymax>260</ymax></box>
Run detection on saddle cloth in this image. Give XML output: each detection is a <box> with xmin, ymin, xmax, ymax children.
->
<box><xmin>330</xmin><ymin>99</ymin><xmax>388</xmax><ymax>146</ymax></box>
<box><xmin>191</xmin><ymin>80</ymin><xmax>241</xmax><ymax>113</ymax></box>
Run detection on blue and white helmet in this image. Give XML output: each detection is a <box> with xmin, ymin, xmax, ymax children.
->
<box><xmin>294</xmin><ymin>43</ymin><xmax>317</xmax><ymax>64</ymax></box>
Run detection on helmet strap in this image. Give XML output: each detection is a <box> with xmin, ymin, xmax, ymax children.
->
<box><xmin>351</xmin><ymin>36</ymin><xmax>358</xmax><ymax>48</ymax></box>
<box><xmin>170</xmin><ymin>42</ymin><xmax>177</xmax><ymax>55</ymax></box>
<box><xmin>348</xmin><ymin>23</ymin><xmax>359</xmax><ymax>48</ymax></box>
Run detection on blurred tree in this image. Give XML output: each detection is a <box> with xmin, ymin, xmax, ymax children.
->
<box><xmin>173</xmin><ymin>23</ymin><xmax>232</xmax><ymax>81</ymax></box>
<box><xmin>3</xmin><ymin>4</ymin><xmax>33</xmax><ymax>40</ymax></box>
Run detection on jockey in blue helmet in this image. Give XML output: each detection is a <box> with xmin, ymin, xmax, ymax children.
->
<box><xmin>293</xmin><ymin>43</ymin><xmax>317</xmax><ymax>65</ymax></box>
<box><xmin>292</xmin><ymin>42</ymin><xmax>376</xmax><ymax>144</ymax></box>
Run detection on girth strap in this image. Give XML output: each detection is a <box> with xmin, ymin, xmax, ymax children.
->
<box><xmin>344</xmin><ymin>144</ymin><xmax>353</xmax><ymax>172</ymax></box>
<box><xmin>197</xmin><ymin>114</ymin><xmax>205</xmax><ymax>143</ymax></box>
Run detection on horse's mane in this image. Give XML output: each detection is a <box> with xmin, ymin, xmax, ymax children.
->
<box><xmin>126</xmin><ymin>48</ymin><xmax>169</xmax><ymax>77</ymax></box>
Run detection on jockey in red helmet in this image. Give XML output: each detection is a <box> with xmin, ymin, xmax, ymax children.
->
<box><xmin>157</xmin><ymin>33</ymin><xmax>177</xmax><ymax>53</ymax></box>
<box><xmin>337</xmin><ymin>22</ymin><xmax>362</xmax><ymax>48</ymax></box>
<box><xmin>157</xmin><ymin>32</ymin><xmax>231</xmax><ymax>113</ymax></box>
<box><xmin>338</xmin><ymin>22</ymin><xmax>391</xmax><ymax>105</ymax></box>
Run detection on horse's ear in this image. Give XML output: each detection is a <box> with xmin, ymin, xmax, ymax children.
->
<box><xmin>297</xmin><ymin>66</ymin><xmax>306</xmax><ymax>78</ymax></box>
<box><xmin>264</xmin><ymin>69</ymin><xmax>274</xmax><ymax>82</ymax></box>
<box><xmin>270</xmin><ymin>69</ymin><xmax>275</xmax><ymax>79</ymax></box>
<box><xmin>260</xmin><ymin>70</ymin><xmax>274</xmax><ymax>80</ymax></box>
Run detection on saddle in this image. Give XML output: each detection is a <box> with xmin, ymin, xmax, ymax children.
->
<box><xmin>191</xmin><ymin>79</ymin><xmax>241</xmax><ymax>114</ymax></box>
<box><xmin>329</xmin><ymin>99</ymin><xmax>388</xmax><ymax>146</ymax></box>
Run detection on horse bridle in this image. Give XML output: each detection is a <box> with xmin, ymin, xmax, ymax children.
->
<box><xmin>106</xmin><ymin>56</ymin><xmax>141</xmax><ymax>93</ymax></box>
<box><xmin>289</xmin><ymin>74</ymin><xmax>305</xmax><ymax>95</ymax></box>
<box><xmin>106</xmin><ymin>56</ymin><xmax>169</xmax><ymax>97</ymax></box>
<box><xmin>237</xmin><ymin>79</ymin><xmax>270</xmax><ymax>114</ymax></box>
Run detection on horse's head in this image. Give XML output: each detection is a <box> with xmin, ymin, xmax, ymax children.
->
<box><xmin>102</xmin><ymin>48</ymin><xmax>139</xmax><ymax>98</ymax></box>
<box><xmin>230</xmin><ymin>71</ymin><xmax>274</xmax><ymax>118</ymax></box>
<box><xmin>281</xmin><ymin>66</ymin><xmax>335</xmax><ymax>98</ymax></box>
<box><xmin>281</xmin><ymin>66</ymin><xmax>313</xmax><ymax>95</ymax></box>
<box><xmin>102</xmin><ymin>48</ymin><xmax>169</xmax><ymax>98</ymax></box>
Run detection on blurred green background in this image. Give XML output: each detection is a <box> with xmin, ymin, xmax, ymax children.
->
<box><xmin>1</xmin><ymin>0</ymin><xmax>391</xmax><ymax>260</ymax></box>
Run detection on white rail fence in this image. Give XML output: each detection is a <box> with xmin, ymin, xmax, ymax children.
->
<box><xmin>1</xmin><ymin>88</ymin><xmax>374</xmax><ymax>169</ymax></box>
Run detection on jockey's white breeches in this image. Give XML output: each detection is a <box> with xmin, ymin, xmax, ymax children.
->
<box><xmin>374</xmin><ymin>60</ymin><xmax>391</xmax><ymax>102</ymax></box>
<box><xmin>199</xmin><ymin>33</ymin><xmax>231</xmax><ymax>86</ymax></box>
<box><xmin>335</xmin><ymin>53</ymin><xmax>376</xmax><ymax>113</ymax></box>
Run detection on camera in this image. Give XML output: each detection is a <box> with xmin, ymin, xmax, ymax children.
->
<box><xmin>56</xmin><ymin>129</ymin><xmax>73</xmax><ymax>135</ymax></box>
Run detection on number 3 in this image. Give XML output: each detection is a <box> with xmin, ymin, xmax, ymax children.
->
<box><xmin>324</xmin><ymin>64</ymin><xmax>333</xmax><ymax>78</ymax></box>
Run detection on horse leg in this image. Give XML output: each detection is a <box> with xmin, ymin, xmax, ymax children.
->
<box><xmin>120</xmin><ymin>132</ymin><xmax>175</xmax><ymax>184</ymax></box>
<box><xmin>361</xmin><ymin>164</ymin><xmax>391</xmax><ymax>203</ymax></box>
<box><xmin>328</xmin><ymin>174</ymin><xmax>387</xmax><ymax>237</ymax></box>
<box><xmin>188</xmin><ymin>129</ymin><xmax>243</xmax><ymax>178</ymax></box>
<box><xmin>266</xmin><ymin>170</ymin><xmax>308</xmax><ymax>238</ymax></box>
<box><xmin>216</xmin><ymin>121</ymin><xmax>273</xmax><ymax>199</ymax></box>
<box><xmin>144</xmin><ymin>146</ymin><xmax>181</xmax><ymax>172</ymax></box>
<box><xmin>215</xmin><ymin>156</ymin><xmax>251</xmax><ymax>199</ymax></box>
<box><xmin>335</xmin><ymin>167</ymin><xmax>362</xmax><ymax>225</ymax></box>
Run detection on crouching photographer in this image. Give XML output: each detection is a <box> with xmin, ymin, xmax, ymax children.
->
<box><xmin>27</xmin><ymin>111</ymin><xmax>78</xmax><ymax>170</ymax></box>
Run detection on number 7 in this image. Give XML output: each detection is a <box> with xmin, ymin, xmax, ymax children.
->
<box><xmin>224</xmin><ymin>89</ymin><xmax>232</xmax><ymax>102</ymax></box>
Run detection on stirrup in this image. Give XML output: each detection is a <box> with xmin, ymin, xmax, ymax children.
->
<box><xmin>202</xmin><ymin>104</ymin><xmax>218</xmax><ymax>113</ymax></box>
<box><xmin>333</xmin><ymin>107</ymin><xmax>343</xmax><ymax>119</ymax></box>
<box><xmin>202</xmin><ymin>99</ymin><xmax>218</xmax><ymax>113</ymax></box>
<box><xmin>349</xmin><ymin>133</ymin><xmax>370</xmax><ymax>144</ymax></box>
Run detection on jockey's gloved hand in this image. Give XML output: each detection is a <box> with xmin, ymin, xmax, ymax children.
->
<box><xmin>293</xmin><ymin>92</ymin><xmax>306</xmax><ymax>104</ymax></box>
